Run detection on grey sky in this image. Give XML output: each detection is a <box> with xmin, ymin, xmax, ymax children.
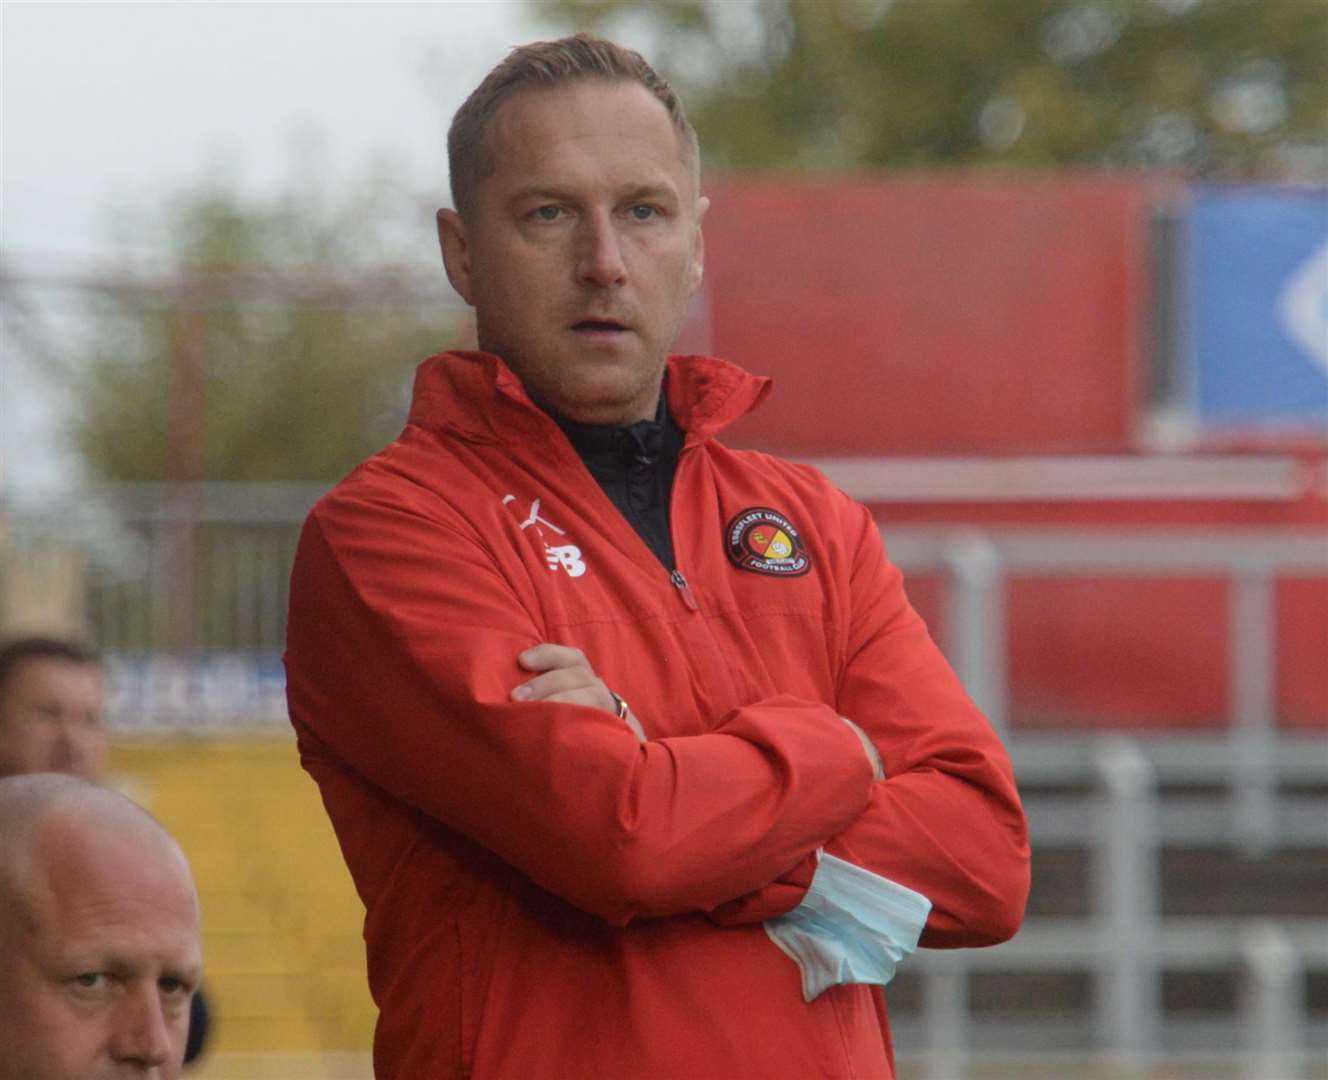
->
<box><xmin>2</xmin><ymin>1</ymin><xmax>548</xmax><ymax>489</ymax></box>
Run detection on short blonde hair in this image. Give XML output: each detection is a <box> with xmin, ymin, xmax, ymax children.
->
<box><xmin>447</xmin><ymin>33</ymin><xmax>699</xmax><ymax>218</ymax></box>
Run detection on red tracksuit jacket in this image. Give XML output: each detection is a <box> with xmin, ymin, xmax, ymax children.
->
<box><xmin>285</xmin><ymin>350</ymin><xmax>1029</xmax><ymax>1079</ymax></box>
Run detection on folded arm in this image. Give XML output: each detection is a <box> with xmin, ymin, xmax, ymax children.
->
<box><xmin>712</xmin><ymin>502</ymin><xmax>1030</xmax><ymax>953</ymax></box>
<box><xmin>285</xmin><ymin>485</ymin><xmax>876</xmax><ymax>927</ymax></box>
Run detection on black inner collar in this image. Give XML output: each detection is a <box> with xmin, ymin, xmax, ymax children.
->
<box><xmin>553</xmin><ymin>387</ymin><xmax>683</xmax><ymax>571</ymax></box>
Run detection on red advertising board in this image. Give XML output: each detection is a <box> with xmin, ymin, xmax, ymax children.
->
<box><xmin>698</xmin><ymin>176</ymin><xmax>1155</xmax><ymax>456</ymax></box>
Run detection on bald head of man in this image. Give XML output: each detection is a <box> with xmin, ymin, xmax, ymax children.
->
<box><xmin>0</xmin><ymin>773</ymin><xmax>202</xmax><ymax>1080</ymax></box>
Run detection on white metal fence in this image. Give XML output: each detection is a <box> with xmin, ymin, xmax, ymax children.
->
<box><xmin>884</xmin><ymin>526</ymin><xmax>1328</xmax><ymax>857</ymax></box>
<box><xmin>892</xmin><ymin>730</ymin><xmax>1328</xmax><ymax>1077</ymax></box>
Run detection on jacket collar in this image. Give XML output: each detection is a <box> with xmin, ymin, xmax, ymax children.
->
<box><xmin>406</xmin><ymin>350</ymin><xmax>771</xmax><ymax>448</ymax></box>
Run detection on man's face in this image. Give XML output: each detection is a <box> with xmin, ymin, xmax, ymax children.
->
<box><xmin>0</xmin><ymin>818</ymin><xmax>202</xmax><ymax>1079</ymax></box>
<box><xmin>439</xmin><ymin>79</ymin><xmax>708</xmax><ymax>425</ymax></box>
<box><xmin>0</xmin><ymin>658</ymin><xmax>107</xmax><ymax>781</ymax></box>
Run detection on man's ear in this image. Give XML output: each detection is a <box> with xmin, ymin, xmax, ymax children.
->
<box><xmin>437</xmin><ymin>208</ymin><xmax>474</xmax><ymax>305</ymax></box>
<box><xmin>688</xmin><ymin>195</ymin><xmax>710</xmax><ymax>294</ymax></box>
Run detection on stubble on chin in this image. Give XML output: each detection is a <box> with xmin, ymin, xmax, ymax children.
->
<box><xmin>474</xmin><ymin>324</ymin><xmax>664</xmax><ymax>423</ymax></box>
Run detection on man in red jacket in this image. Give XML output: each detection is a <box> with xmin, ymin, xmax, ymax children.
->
<box><xmin>285</xmin><ymin>33</ymin><xmax>1029</xmax><ymax>1079</ymax></box>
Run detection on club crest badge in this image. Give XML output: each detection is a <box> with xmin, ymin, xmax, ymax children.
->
<box><xmin>725</xmin><ymin>507</ymin><xmax>811</xmax><ymax>577</ymax></box>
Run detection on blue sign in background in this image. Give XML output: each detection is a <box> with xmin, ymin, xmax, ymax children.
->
<box><xmin>1189</xmin><ymin>188</ymin><xmax>1328</xmax><ymax>428</ymax></box>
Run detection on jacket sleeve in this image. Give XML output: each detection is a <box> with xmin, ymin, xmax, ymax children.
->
<box><xmin>711</xmin><ymin>502</ymin><xmax>1030</xmax><ymax>948</ymax></box>
<box><xmin>284</xmin><ymin>484</ymin><xmax>876</xmax><ymax>928</ymax></box>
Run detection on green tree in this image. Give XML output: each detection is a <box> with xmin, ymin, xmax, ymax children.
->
<box><xmin>0</xmin><ymin>168</ymin><xmax>469</xmax><ymax>652</ymax></box>
<box><xmin>533</xmin><ymin>0</ymin><xmax>1327</xmax><ymax>177</ymax></box>
<box><xmin>62</xmin><ymin>168</ymin><xmax>463</xmax><ymax>484</ymax></box>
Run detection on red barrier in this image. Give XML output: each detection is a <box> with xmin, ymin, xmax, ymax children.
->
<box><xmin>701</xmin><ymin>176</ymin><xmax>1155</xmax><ymax>456</ymax></box>
<box><xmin>901</xmin><ymin>566</ymin><xmax>1323</xmax><ymax>733</ymax></box>
<box><xmin>880</xmin><ymin>494</ymin><xmax>1326</xmax><ymax>731</ymax></box>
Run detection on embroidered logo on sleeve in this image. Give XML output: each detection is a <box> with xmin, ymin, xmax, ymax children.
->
<box><xmin>725</xmin><ymin>507</ymin><xmax>811</xmax><ymax>577</ymax></box>
<box><xmin>502</xmin><ymin>495</ymin><xmax>586</xmax><ymax>578</ymax></box>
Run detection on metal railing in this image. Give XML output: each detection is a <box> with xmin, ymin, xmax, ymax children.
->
<box><xmin>885</xmin><ymin>526</ymin><xmax>1328</xmax><ymax>856</ymax></box>
<box><xmin>896</xmin><ymin>731</ymin><xmax>1328</xmax><ymax>1076</ymax></box>
<box><xmin>5</xmin><ymin>483</ymin><xmax>324</xmax><ymax>658</ymax></box>
<box><xmin>9</xmin><ymin>491</ymin><xmax>1323</xmax><ymax>731</ymax></box>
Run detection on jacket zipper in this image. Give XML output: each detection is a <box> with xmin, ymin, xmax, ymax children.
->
<box><xmin>666</xmin><ymin>435</ymin><xmax>701</xmax><ymax>613</ymax></box>
<box><xmin>670</xmin><ymin>568</ymin><xmax>700</xmax><ymax>612</ymax></box>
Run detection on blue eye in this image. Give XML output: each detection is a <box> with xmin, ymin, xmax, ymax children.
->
<box><xmin>533</xmin><ymin>206</ymin><xmax>563</xmax><ymax>222</ymax></box>
<box><xmin>628</xmin><ymin>205</ymin><xmax>658</xmax><ymax>221</ymax></box>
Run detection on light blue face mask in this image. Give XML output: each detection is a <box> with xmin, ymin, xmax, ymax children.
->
<box><xmin>764</xmin><ymin>852</ymin><xmax>932</xmax><ymax>1003</ymax></box>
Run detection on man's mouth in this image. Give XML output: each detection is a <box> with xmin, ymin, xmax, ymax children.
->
<box><xmin>572</xmin><ymin>319</ymin><xmax>628</xmax><ymax>333</ymax></box>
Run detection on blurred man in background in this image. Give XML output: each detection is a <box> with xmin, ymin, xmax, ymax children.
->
<box><xmin>0</xmin><ymin>772</ymin><xmax>203</xmax><ymax>1079</ymax></box>
<box><xmin>287</xmin><ymin>33</ymin><xmax>1028</xmax><ymax>1080</ymax></box>
<box><xmin>0</xmin><ymin>636</ymin><xmax>106</xmax><ymax>781</ymax></box>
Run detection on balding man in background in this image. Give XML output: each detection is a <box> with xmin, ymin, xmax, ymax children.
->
<box><xmin>0</xmin><ymin>772</ymin><xmax>203</xmax><ymax>1079</ymax></box>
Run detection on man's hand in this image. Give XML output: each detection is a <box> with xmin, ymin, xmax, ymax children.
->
<box><xmin>512</xmin><ymin>644</ymin><xmax>646</xmax><ymax>740</ymax></box>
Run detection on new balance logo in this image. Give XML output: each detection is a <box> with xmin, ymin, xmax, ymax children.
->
<box><xmin>545</xmin><ymin>545</ymin><xmax>586</xmax><ymax>577</ymax></box>
<box><xmin>502</xmin><ymin>495</ymin><xmax>587</xmax><ymax>579</ymax></box>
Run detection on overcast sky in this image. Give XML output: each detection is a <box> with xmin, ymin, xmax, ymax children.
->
<box><xmin>3</xmin><ymin>1</ymin><xmax>563</xmax><ymax>491</ymax></box>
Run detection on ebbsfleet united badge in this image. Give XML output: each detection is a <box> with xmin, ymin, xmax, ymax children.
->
<box><xmin>725</xmin><ymin>507</ymin><xmax>811</xmax><ymax>577</ymax></box>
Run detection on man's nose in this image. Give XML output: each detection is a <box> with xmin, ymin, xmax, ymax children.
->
<box><xmin>55</xmin><ymin>719</ymin><xmax>100</xmax><ymax>780</ymax></box>
<box><xmin>575</xmin><ymin>212</ymin><xmax>627</xmax><ymax>287</ymax></box>
<box><xmin>109</xmin><ymin>986</ymin><xmax>177</xmax><ymax>1069</ymax></box>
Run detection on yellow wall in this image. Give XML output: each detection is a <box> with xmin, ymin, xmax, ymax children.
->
<box><xmin>109</xmin><ymin>737</ymin><xmax>376</xmax><ymax>1061</ymax></box>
